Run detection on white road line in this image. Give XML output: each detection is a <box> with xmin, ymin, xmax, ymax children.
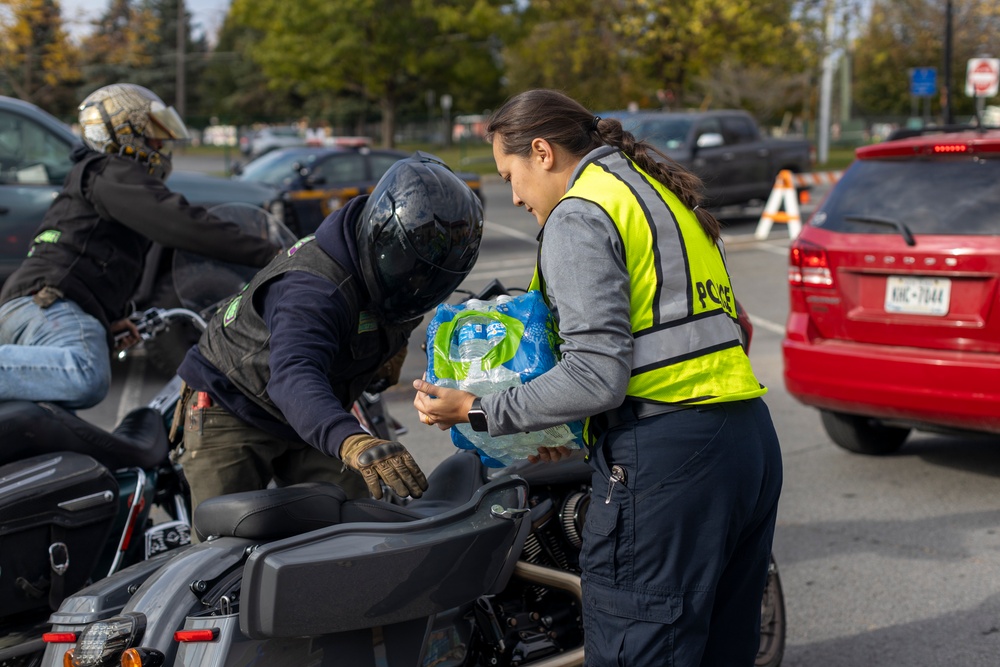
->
<box><xmin>485</xmin><ymin>219</ymin><xmax>538</xmax><ymax>243</ymax></box>
<box><xmin>750</xmin><ymin>315</ymin><xmax>786</xmax><ymax>336</ymax></box>
<box><xmin>752</xmin><ymin>242</ymin><xmax>791</xmax><ymax>257</ymax></box>
<box><xmin>116</xmin><ymin>351</ymin><xmax>147</xmax><ymax>424</ymax></box>
<box><xmin>472</xmin><ymin>256</ymin><xmax>536</xmax><ymax>271</ymax></box>
<box><xmin>467</xmin><ymin>266</ymin><xmax>536</xmax><ymax>281</ymax></box>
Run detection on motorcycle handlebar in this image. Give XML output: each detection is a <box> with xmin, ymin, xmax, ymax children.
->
<box><xmin>115</xmin><ymin>307</ymin><xmax>209</xmax><ymax>347</ymax></box>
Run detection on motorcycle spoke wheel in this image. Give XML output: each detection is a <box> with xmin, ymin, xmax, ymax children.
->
<box><xmin>755</xmin><ymin>556</ymin><xmax>786</xmax><ymax>667</ymax></box>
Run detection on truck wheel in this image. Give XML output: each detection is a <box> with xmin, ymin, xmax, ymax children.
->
<box><xmin>820</xmin><ymin>410</ymin><xmax>909</xmax><ymax>455</ymax></box>
<box><xmin>144</xmin><ymin>275</ymin><xmax>201</xmax><ymax>376</ymax></box>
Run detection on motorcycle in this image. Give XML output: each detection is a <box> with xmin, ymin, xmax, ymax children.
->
<box><xmin>32</xmin><ymin>277</ymin><xmax>785</xmax><ymax>667</ymax></box>
<box><xmin>0</xmin><ymin>204</ymin><xmax>299</xmax><ymax>667</ymax></box>
<box><xmin>0</xmin><ymin>308</ymin><xmax>197</xmax><ymax>667</ymax></box>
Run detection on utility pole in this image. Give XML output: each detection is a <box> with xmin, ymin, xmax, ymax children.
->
<box><xmin>176</xmin><ymin>0</ymin><xmax>186</xmax><ymax>118</ymax></box>
<box><xmin>817</xmin><ymin>2</ymin><xmax>839</xmax><ymax>165</ymax></box>
<box><xmin>942</xmin><ymin>0</ymin><xmax>953</xmax><ymax>124</ymax></box>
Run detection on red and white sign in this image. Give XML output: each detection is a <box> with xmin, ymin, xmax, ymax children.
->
<box><xmin>966</xmin><ymin>58</ymin><xmax>999</xmax><ymax>97</ymax></box>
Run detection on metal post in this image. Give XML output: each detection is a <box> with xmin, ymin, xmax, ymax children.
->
<box><xmin>943</xmin><ymin>0</ymin><xmax>953</xmax><ymax>124</ymax></box>
<box><xmin>176</xmin><ymin>0</ymin><xmax>186</xmax><ymax>118</ymax></box>
<box><xmin>817</xmin><ymin>4</ymin><xmax>837</xmax><ymax>165</ymax></box>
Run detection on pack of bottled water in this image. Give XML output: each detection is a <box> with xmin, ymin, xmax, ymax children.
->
<box><xmin>426</xmin><ymin>292</ymin><xmax>583</xmax><ymax>467</ymax></box>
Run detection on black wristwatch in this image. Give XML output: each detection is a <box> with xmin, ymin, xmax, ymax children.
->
<box><xmin>468</xmin><ymin>397</ymin><xmax>489</xmax><ymax>432</ymax></box>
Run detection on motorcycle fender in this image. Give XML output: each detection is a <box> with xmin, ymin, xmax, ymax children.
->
<box><xmin>118</xmin><ymin>538</ymin><xmax>255</xmax><ymax>664</ymax></box>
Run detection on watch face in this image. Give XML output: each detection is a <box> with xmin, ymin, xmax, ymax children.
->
<box><xmin>468</xmin><ymin>404</ymin><xmax>489</xmax><ymax>432</ymax></box>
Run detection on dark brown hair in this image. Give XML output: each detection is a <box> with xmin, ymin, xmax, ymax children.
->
<box><xmin>485</xmin><ymin>89</ymin><xmax>720</xmax><ymax>241</ymax></box>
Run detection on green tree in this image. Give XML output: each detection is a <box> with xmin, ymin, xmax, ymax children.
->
<box><xmin>78</xmin><ymin>0</ymin><xmax>159</xmax><ymax>94</ymax></box>
<box><xmin>230</xmin><ymin>0</ymin><xmax>512</xmax><ymax>146</ymax></box>
<box><xmin>0</xmin><ymin>0</ymin><xmax>80</xmax><ymax>114</ymax></box>
<box><xmin>197</xmin><ymin>17</ymin><xmax>305</xmax><ymax>126</ymax></box>
<box><xmin>78</xmin><ymin>0</ymin><xmax>208</xmax><ymax>124</ymax></box>
<box><xmin>852</xmin><ymin>0</ymin><xmax>1000</xmax><ymax>120</ymax></box>
<box><xmin>614</xmin><ymin>0</ymin><xmax>807</xmax><ymax>109</ymax></box>
<box><xmin>500</xmin><ymin>0</ymin><xmax>642</xmax><ymax>110</ymax></box>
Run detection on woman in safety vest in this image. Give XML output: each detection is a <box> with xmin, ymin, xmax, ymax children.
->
<box><xmin>413</xmin><ymin>88</ymin><xmax>782</xmax><ymax>667</ymax></box>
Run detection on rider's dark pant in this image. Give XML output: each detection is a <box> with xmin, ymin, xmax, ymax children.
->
<box><xmin>178</xmin><ymin>391</ymin><xmax>367</xmax><ymax>521</ymax></box>
<box><xmin>581</xmin><ymin>397</ymin><xmax>782</xmax><ymax>667</ymax></box>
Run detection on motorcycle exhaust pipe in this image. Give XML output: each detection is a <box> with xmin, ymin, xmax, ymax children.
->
<box><xmin>512</xmin><ymin>561</ymin><xmax>586</xmax><ymax>667</ymax></box>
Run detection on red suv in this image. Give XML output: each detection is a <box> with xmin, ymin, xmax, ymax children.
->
<box><xmin>783</xmin><ymin>128</ymin><xmax>1000</xmax><ymax>454</ymax></box>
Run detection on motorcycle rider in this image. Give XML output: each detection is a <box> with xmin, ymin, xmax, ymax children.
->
<box><xmin>0</xmin><ymin>83</ymin><xmax>280</xmax><ymax>410</ymax></box>
<box><xmin>176</xmin><ymin>153</ymin><xmax>483</xmax><ymax>513</ymax></box>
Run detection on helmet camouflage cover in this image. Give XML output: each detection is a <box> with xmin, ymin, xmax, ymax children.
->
<box><xmin>78</xmin><ymin>83</ymin><xmax>190</xmax><ymax>179</ymax></box>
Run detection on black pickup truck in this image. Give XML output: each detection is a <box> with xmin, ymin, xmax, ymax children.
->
<box><xmin>605</xmin><ymin>109</ymin><xmax>813</xmax><ymax>208</ymax></box>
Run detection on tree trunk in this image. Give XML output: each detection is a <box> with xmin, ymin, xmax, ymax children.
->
<box><xmin>380</xmin><ymin>86</ymin><xmax>396</xmax><ymax>148</ymax></box>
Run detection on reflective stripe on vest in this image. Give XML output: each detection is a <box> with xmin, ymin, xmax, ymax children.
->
<box><xmin>536</xmin><ymin>150</ymin><xmax>765</xmax><ymax>409</ymax></box>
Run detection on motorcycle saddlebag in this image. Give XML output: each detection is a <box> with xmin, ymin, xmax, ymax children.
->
<box><xmin>0</xmin><ymin>452</ymin><xmax>118</xmax><ymax>621</ymax></box>
<box><xmin>240</xmin><ymin>475</ymin><xmax>531</xmax><ymax>639</ymax></box>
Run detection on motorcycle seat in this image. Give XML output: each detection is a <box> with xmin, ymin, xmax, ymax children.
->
<box><xmin>195</xmin><ymin>450</ymin><xmax>488</xmax><ymax>541</ymax></box>
<box><xmin>0</xmin><ymin>400</ymin><xmax>170</xmax><ymax>470</ymax></box>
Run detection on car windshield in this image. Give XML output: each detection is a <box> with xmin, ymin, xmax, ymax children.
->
<box><xmin>236</xmin><ymin>150</ymin><xmax>320</xmax><ymax>187</ymax></box>
<box><xmin>619</xmin><ymin>117</ymin><xmax>693</xmax><ymax>150</ymax></box>
<box><xmin>810</xmin><ymin>157</ymin><xmax>1000</xmax><ymax>236</ymax></box>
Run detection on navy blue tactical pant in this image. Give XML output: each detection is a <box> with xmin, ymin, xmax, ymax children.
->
<box><xmin>580</xmin><ymin>397</ymin><xmax>782</xmax><ymax>666</ymax></box>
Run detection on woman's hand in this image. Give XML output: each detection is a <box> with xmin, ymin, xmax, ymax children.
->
<box><xmin>412</xmin><ymin>378</ymin><xmax>476</xmax><ymax>430</ymax></box>
<box><xmin>527</xmin><ymin>445</ymin><xmax>575</xmax><ymax>464</ymax></box>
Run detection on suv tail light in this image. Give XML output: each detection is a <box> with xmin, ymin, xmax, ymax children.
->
<box><xmin>789</xmin><ymin>240</ymin><xmax>832</xmax><ymax>287</ymax></box>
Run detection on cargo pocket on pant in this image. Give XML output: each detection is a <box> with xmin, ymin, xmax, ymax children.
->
<box><xmin>580</xmin><ymin>498</ymin><xmax>619</xmax><ymax>584</ymax></box>
<box><xmin>584</xmin><ymin>581</ymin><xmax>682</xmax><ymax>667</ymax></box>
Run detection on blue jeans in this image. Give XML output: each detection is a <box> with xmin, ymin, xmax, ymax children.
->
<box><xmin>581</xmin><ymin>398</ymin><xmax>783</xmax><ymax>667</ymax></box>
<box><xmin>0</xmin><ymin>296</ymin><xmax>111</xmax><ymax>409</ymax></box>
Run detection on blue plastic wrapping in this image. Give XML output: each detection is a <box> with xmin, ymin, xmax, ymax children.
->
<box><xmin>426</xmin><ymin>291</ymin><xmax>584</xmax><ymax>467</ymax></box>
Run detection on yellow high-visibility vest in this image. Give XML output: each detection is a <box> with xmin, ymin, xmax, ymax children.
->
<box><xmin>531</xmin><ymin>150</ymin><xmax>765</xmax><ymax>418</ymax></box>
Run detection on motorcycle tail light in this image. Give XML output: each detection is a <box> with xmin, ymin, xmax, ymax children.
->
<box><xmin>174</xmin><ymin>628</ymin><xmax>219</xmax><ymax>642</ymax></box>
<box><xmin>68</xmin><ymin>613</ymin><xmax>145</xmax><ymax>666</ymax></box>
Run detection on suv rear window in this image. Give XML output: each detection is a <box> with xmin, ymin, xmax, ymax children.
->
<box><xmin>811</xmin><ymin>157</ymin><xmax>1000</xmax><ymax>236</ymax></box>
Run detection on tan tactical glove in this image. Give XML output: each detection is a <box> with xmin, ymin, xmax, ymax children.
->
<box><xmin>340</xmin><ymin>434</ymin><xmax>428</xmax><ymax>500</ymax></box>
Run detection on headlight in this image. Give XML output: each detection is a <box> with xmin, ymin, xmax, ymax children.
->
<box><xmin>68</xmin><ymin>614</ymin><xmax>145</xmax><ymax>666</ymax></box>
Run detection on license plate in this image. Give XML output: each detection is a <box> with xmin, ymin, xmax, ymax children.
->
<box><xmin>145</xmin><ymin>520</ymin><xmax>191</xmax><ymax>558</ymax></box>
<box><xmin>884</xmin><ymin>276</ymin><xmax>951</xmax><ymax>316</ymax></box>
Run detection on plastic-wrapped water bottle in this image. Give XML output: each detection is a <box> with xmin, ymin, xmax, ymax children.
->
<box><xmin>457</xmin><ymin>315</ymin><xmax>491</xmax><ymax>392</ymax></box>
<box><xmin>485</xmin><ymin>321</ymin><xmax>521</xmax><ymax>389</ymax></box>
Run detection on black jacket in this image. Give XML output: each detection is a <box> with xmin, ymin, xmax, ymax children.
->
<box><xmin>0</xmin><ymin>147</ymin><xmax>278</xmax><ymax>338</ymax></box>
<box><xmin>178</xmin><ymin>198</ymin><xmax>416</xmax><ymax>455</ymax></box>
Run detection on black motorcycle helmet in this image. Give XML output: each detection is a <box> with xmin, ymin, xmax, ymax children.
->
<box><xmin>356</xmin><ymin>152</ymin><xmax>483</xmax><ymax>323</ymax></box>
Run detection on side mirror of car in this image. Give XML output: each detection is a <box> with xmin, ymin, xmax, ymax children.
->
<box><xmin>695</xmin><ymin>132</ymin><xmax>724</xmax><ymax>150</ymax></box>
<box><xmin>229</xmin><ymin>162</ymin><xmax>244</xmax><ymax>176</ymax></box>
<box><xmin>304</xmin><ymin>174</ymin><xmax>327</xmax><ymax>188</ymax></box>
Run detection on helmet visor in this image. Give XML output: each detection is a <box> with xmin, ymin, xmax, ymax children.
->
<box><xmin>148</xmin><ymin>104</ymin><xmax>191</xmax><ymax>141</ymax></box>
<box><xmin>375</xmin><ymin>216</ymin><xmax>481</xmax><ymax>320</ymax></box>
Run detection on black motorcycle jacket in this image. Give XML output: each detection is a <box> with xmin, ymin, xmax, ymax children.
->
<box><xmin>179</xmin><ymin>198</ymin><xmax>418</xmax><ymax>456</ymax></box>
<box><xmin>0</xmin><ymin>146</ymin><xmax>278</xmax><ymax>339</ymax></box>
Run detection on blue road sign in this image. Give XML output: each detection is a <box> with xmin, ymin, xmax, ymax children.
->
<box><xmin>910</xmin><ymin>67</ymin><xmax>937</xmax><ymax>97</ymax></box>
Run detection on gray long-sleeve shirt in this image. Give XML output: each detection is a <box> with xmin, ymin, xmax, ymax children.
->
<box><xmin>484</xmin><ymin>146</ymin><xmax>633</xmax><ymax>436</ymax></box>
